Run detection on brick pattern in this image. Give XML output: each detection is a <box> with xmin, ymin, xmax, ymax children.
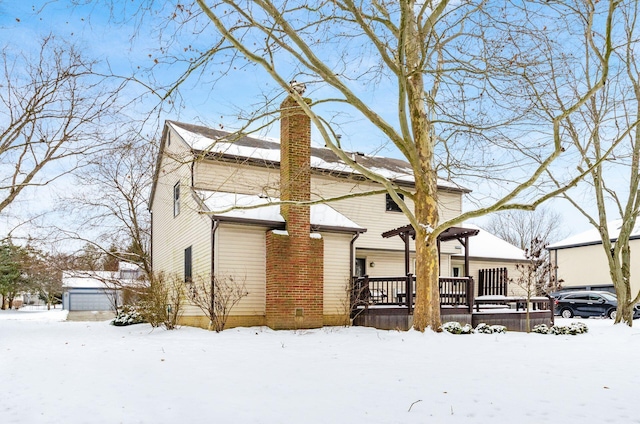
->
<box><xmin>266</xmin><ymin>231</ymin><xmax>324</xmax><ymax>329</ymax></box>
<box><xmin>279</xmin><ymin>96</ymin><xmax>312</xmax><ymax>230</ymax></box>
<box><xmin>265</xmin><ymin>96</ymin><xmax>324</xmax><ymax>330</ymax></box>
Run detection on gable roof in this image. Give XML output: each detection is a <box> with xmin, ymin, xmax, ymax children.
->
<box><xmin>195</xmin><ymin>189</ymin><xmax>365</xmax><ymax>233</ymax></box>
<box><xmin>167</xmin><ymin>120</ymin><xmax>468</xmax><ymax>192</ymax></box>
<box><xmin>547</xmin><ymin>219</ymin><xmax>640</xmax><ymax>250</ymax></box>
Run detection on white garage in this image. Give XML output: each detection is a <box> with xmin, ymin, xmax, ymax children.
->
<box><xmin>62</xmin><ymin>270</ymin><xmax>123</xmax><ymax>312</ymax></box>
<box><xmin>65</xmin><ymin>289</ymin><xmax>117</xmax><ymax>311</ymax></box>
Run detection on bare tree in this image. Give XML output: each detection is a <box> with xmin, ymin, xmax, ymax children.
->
<box><xmin>0</xmin><ymin>35</ymin><xmax>128</xmax><ymax>214</ymax></box>
<box><xmin>543</xmin><ymin>0</ymin><xmax>640</xmax><ymax>326</ymax></box>
<box><xmin>510</xmin><ymin>237</ymin><xmax>555</xmax><ymax>333</ymax></box>
<box><xmin>188</xmin><ymin>274</ymin><xmax>248</xmax><ymax>332</ymax></box>
<box><xmin>51</xmin><ymin>135</ymin><xmax>155</xmax><ymax>280</ymax></box>
<box><xmin>484</xmin><ymin>207</ymin><xmax>567</xmax><ymax>250</ymax></box>
<box><xmin>138</xmin><ymin>1</ymin><xmax>619</xmax><ymax>331</ymax></box>
<box><xmin>94</xmin><ymin>0</ymin><xmax>620</xmax><ymax>331</ymax></box>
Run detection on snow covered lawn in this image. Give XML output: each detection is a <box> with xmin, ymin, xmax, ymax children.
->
<box><xmin>2</xmin><ymin>309</ymin><xmax>639</xmax><ymax>424</ymax></box>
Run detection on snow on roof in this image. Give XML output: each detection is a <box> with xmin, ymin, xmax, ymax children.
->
<box><xmin>452</xmin><ymin>223</ymin><xmax>526</xmax><ymax>261</ymax></box>
<box><xmin>118</xmin><ymin>261</ymin><xmax>140</xmax><ymax>271</ymax></box>
<box><xmin>168</xmin><ymin>121</ymin><xmax>465</xmax><ymax>192</ymax></box>
<box><xmin>62</xmin><ymin>271</ymin><xmax>120</xmax><ymax>289</ymax></box>
<box><xmin>62</xmin><ymin>264</ymin><xmax>143</xmax><ymax>289</ymax></box>
<box><xmin>195</xmin><ymin>190</ymin><xmax>365</xmax><ymax>231</ymax></box>
<box><xmin>547</xmin><ymin>218</ymin><xmax>640</xmax><ymax>250</ymax></box>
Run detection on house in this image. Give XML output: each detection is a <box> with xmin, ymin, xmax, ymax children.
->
<box><xmin>62</xmin><ymin>262</ymin><xmax>143</xmax><ymax>312</ymax></box>
<box><xmin>149</xmin><ymin>95</ymin><xmax>529</xmax><ymax>330</ymax></box>
<box><xmin>546</xmin><ymin>219</ymin><xmax>640</xmax><ymax>294</ymax></box>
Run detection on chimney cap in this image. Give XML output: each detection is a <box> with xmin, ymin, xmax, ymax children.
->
<box><xmin>289</xmin><ymin>80</ymin><xmax>307</xmax><ymax>96</ymax></box>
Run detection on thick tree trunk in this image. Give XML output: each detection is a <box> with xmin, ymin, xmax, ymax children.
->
<box><xmin>412</xmin><ymin>178</ymin><xmax>440</xmax><ymax>332</ymax></box>
<box><xmin>413</xmin><ymin>234</ymin><xmax>441</xmax><ymax>331</ymax></box>
<box><xmin>613</xmin><ymin>278</ymin><xmax>633</xmax><ymax>325</ymax></box>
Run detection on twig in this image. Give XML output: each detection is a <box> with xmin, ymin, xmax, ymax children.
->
<box><xmin>408</xmin><ymin>399</ymin><xmax>422</xmax><ymax>412</ymax></box>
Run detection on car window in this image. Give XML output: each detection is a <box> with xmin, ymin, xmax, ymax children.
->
<box><xmin>564</xmin><ymin>294</ymin><xmax>589</xmax><ymax>301</ymax></box>
<box><xmin>589</xmin><ymin>294</ymin><xmax>603</xmax><ymax>301</ymax></box>
<box><xmin>600</xmin><ymin>292</ymin><xmax>617</xmax><ymax>301</ymax></box>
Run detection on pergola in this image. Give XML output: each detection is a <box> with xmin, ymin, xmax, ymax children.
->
<box><xmin>381</xmin><ymin>225</ymin><xmax>480</xmax><ymax>277</ymax></box>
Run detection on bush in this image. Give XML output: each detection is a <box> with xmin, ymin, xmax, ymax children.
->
<box><xmin>475</xmin><ymin>323</ymin><xmax>507</xmax><ymax>334</ymax></box>
<box><xmin>137</xmin><ymin>273</ymin><xmax>184</xmax><ymax>330</ymax></box>
<box><xmin>533</xmin><ymin>322</ymin><xmax>588</xmax><ymax>335</ymax></box>
<box><xmin>441</xmin><ymin>322</ymin><xmax>508</xmax><ymax>334</ymax></box>
<box><xmin>532</xmin><ymin>324</ymin><xmax>550</xmax><ymax>334</ymax></box>
<box><xmin>188</xmin><ymin>274</ymin><xmax>248</xmax><ymax>332</ymax></box>
<box><xmin>441</xmin><ymin>321</ymin><xmax>474</xmax><ymax>334</ymax></box>
<box><xmin>111</xmin><ymin>305</ymin><xmax>145</xmax><ymax>326</ymax></box>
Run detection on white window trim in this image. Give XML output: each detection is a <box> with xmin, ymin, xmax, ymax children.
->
<box><xmin>173</xmin><ymin>182</ymin><xmax>180</xmax><ymax>217</ymax></box>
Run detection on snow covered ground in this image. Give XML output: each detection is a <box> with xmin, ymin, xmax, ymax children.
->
<box><xmin>2</xmin><ymin>309</ymin><xmax>639</xmax><ymax>424</ymax></box>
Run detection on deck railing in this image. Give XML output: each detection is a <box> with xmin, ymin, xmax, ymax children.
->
<box><xmin>351</xmin><ymin>274</ymin><xmax>475</xmax><ymax>314</ymax></box>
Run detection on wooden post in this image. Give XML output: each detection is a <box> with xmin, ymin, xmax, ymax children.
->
<box><xmin>464</xmin><ymin>236</ymin><xmax>470</xmax><ymax>277</ymax></box>
<box><xmin>406</xmin><ymin>273</ymin><xmax>413</xmax><ymax>314</ymax></box>
<box><xmin>402</xmin><ymin>233</ymin><xmax>410</xmax><ymax>276</ymax></box>
<box><xmin>363</xmin><ymin>275</ymin><xmax>370</xmax><ymax>312</ymax></box>
<box><xmin>467</xmin><ymin>276</ymin><xmax>475</xmax><ymax>314</ymax></box>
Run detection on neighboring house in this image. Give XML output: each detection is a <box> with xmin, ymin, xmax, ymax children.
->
<box><xmin>62</xmin><ymin>262</ymin><xmax>143</xmax><ymax>312</ymax></box>
<box><xmin>150</xmin><ymin>95</ymin><xmax>526</xmax><ymax>330</ymax></box>
<box><xmin>547</xmin><ymin>219</ymin><xmax>638</xmax><ymax>294</ymax></box>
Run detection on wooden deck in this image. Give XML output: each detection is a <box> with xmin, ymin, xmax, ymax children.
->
<box><xmin>351</xmin><ymin>275</ymin><xmax>554</xmax><ymax>331</ymax></box>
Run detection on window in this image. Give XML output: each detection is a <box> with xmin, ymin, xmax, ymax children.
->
<box><xmin>355</xmin><ymin>258</ymin><xmax>366</xmax><ymax>277</ymax></box>
<box><xmin>565</xmin><ymin>294</ymin><xmax>589</xmax><ymax>301</ymax></box>
<box><xmin>173</xmin><ymin>182</ymin><xmax>180</xmax><ymax>217</ymax></box>
<box><xmin>385</xmin><ymin>193</ymin><xmax>404</xmax><ymax>212</ymax></box>
<box><xmin>184</xmin><ymin>246</ymin><xmax>192</xmax><ymax>283</ymax></box>
<box><xmin>452</xmin><ymin>266</ymin><xmax>461</xmax><ymax>277</ymax></box>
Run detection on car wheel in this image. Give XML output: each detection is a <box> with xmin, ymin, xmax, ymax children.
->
<box><xmin>561</xmin><ymin>308</ymin><xmax>574</xmax><ymax>319</ymax></box>
<box><xmin>608</xmin><ymin>309</ymin><xmax>617</xmax><ymax>320</ymax></box>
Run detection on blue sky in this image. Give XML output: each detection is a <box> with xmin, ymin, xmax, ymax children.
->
<box><xmin>0</xmin><ymin>1</ymin><xmax>617</xmax><ymax>243</ymax></box>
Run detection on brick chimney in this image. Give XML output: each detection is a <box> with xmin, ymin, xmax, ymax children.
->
<box><xmin>265</xmin><ymin>96</ymin><xmax>324</xmax><ymax>329</ymax></box>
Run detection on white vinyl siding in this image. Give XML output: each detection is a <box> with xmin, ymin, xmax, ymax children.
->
<box><xmin>355</xmin><ymin>250</ymin><xmax>408</xmax><ymax>277</ymax></box>
<box><xmin>552</xmin><ymin>242</ymin><xmax>640</xmax><ymax>295</ymax></box>
<box><xmin>151</xmin><ymin>127</ymin><xmax>212</xmax><ymax>288</ymax></box>
<box><xmin>193</xmin><ymin>160</ymin><xmax>464</xmax><ymax>255</ymax></box>
<box><xmin>194</xmin><ymin>160</ymin><xmax>280</xmax><ymax>197</ymax></box>
<box><xmin>322</xmin><ymin>233</ymin><xmax>352</xmax><ymax>316</ymax></box>
<box><xmin>216</xmin><ymin>224</ymin><xmax>267</xmax><ymax>316</ymax></box>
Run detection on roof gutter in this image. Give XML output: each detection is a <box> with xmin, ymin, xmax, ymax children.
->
<box><xmin>350</xmin><ymin>232</ymin><xmax>361</xmax><ymax>280</ymax></box>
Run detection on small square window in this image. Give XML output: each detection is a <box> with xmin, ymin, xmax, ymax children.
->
<box><xmin>385</xmin><ymin>193</ymin><xmax>404</xmax><ymax>212</ymax></box>
<box><xmin>173</xmin><ymin>182</ymin><xmax>180</xmax><ymax>217</ymax></box>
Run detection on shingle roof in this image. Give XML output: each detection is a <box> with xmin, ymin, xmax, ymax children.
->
<box><xmin>168</xmin><ymin>121</ymin><xmax>467</xmax><ymax>192</ymax></box>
